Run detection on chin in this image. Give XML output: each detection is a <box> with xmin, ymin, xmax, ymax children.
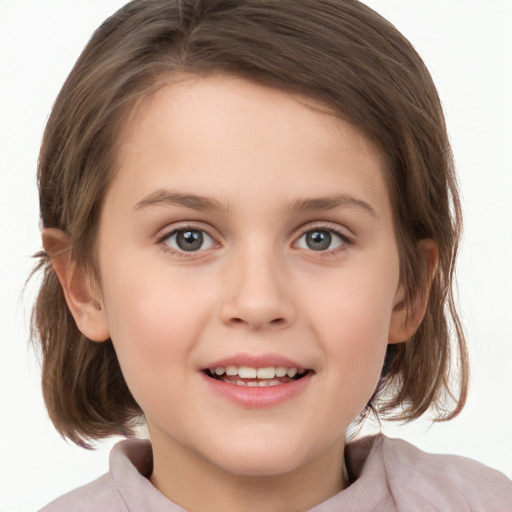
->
<box><xmin>204</xmin><ymin>432</ymin><xmax>317</xmax><ymax>477</ymax></box>
<box><xmin>217</xmin><ymin>453</ymin><xmax>307</xmax><ymax>478</ymax></box>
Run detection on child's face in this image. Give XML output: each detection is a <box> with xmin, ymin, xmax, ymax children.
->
<box><xmin>94</xmin><ymin>75</ymin><xmax>405</xmax><ymax>477</ymax></box>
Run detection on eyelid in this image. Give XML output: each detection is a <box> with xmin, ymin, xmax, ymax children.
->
<box><xmin>154</xmin><ymin>220</ymin><xmax>353</xmax><ymax>257</ymax></box>
<box><xmin>156</xmin><ymin>222</ymin><xmax>221</xmax><ymax>256</ymax></box>
<box><xmin>292</xmin><ymin>221</ymin><xmax>354</xmax><ymax>251</ymax></box>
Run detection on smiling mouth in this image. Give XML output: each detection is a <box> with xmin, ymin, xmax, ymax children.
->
<box><xmin>204</xmin><ymin>365</ymin><xmax>312</xmax><ymax>387</ymax></box>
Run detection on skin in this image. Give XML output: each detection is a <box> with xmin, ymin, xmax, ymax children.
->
<box><xmin>44</xmin><ymin>76</ymin><xmax>431</xmax><ymax>512</ymax></box>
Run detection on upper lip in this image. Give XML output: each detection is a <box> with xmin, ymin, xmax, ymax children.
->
<box><xmin>202</xmin><ymin>353</ymin><xmax>310</xmax><ymax>371</ymax></box>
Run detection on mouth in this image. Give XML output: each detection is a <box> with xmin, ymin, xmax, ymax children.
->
<box><xmin>203</xmin><ymin>365</ymin><xmax>312</xmax><ymax>387</ymax></box>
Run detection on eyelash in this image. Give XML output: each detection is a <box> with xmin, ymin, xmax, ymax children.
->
<box><xmin>156</xmin><ymin>222</ymin><xmax>353</xmax><ymax>258</ymax></box>
<box><xmin>156</xmin><ymin>224</ymin><xmax>217</xmax><ymax>258</ymax></box>
<box><xmin>294</xmin><ymin>223</ymin><xmax>353</xmax><ymax>255</ymax></box>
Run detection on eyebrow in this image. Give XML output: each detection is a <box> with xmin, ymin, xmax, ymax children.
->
<box><xmin>134</xmin><ymin>189</ymin><xmax>377</xmax><ymax>218</ymax></box>
<box><xmin>286</xmin><ymin>195</ymin><xmax>377</xmax><ymax>217</ymax></box>
<box><xmin>134</xmin><ymin>190</ymin><xmax>230</xmax><ymax>213</ymax></box>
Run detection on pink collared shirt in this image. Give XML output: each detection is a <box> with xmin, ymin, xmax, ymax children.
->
<box><xmin>39</xmin><ymin>435</ymin><xmax>512</xmax><ymax>511</ymax></box>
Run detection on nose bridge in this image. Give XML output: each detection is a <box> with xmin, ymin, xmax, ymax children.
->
<box><xmin>220</xmin><ymin>237</ymin><xmax>295</xmax><ymax>330</ymax></box>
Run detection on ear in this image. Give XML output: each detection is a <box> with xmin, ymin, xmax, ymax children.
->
<box><xmin>388</xmin><ymin>239</ymin><xmax>438</xmax><ymax>344</ymax></box>
<box><xmin>42</xmin><ymin>228</ymin><xmax>110</xmax><ymax>342</ymax></box>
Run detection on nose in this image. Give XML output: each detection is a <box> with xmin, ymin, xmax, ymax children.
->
<box><xmin>219</xmin><ymin>245</ymin><xmax>296</xmax><ymax>331</ymax></box>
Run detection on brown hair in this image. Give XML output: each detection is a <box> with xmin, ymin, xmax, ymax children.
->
<box><xmin>33</xmin><ymin>0</ymin><xmax>468</xmax><ymax>446</ymax></box>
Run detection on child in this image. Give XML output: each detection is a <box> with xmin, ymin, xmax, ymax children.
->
<box><xmin>32</xmin><ymin>0</ymin><xmax>511</xmax><ymax>510</ymax></box>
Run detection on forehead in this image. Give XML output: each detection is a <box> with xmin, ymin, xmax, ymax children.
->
<box><xmin>120</xmin><ymin>74</ymin><xmax>382</xmax><ymax>155</ymax></box>
<box><xmin>109</xmin><ymin>75</ymin><xmax>391</xmax><ymax>219</ymax></box>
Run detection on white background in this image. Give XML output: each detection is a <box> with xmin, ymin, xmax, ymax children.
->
<box><xmin>0</xmin><ymin>1</ymin><xmax>511</xmax><ymax>510</ymax></box>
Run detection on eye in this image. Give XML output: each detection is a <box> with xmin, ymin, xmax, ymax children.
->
<box><xmin>295</xmin><ymin>229</ymin><xmax>348</xmax><ymax>252</ymax></box>
<box><xmin>164</xmin><ymin>229</ymin><xmax>216</xmax><ymax>252</ymax></box>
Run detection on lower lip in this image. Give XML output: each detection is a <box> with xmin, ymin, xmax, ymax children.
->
<box><xmin>201</xmin><ymin>372</ymin><xmax>313</xmax><ymax>408</ymax></box>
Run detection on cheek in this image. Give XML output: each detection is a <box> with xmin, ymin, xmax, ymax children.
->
<box><xmin>304</xmin><ymin>260</ymin><xmax>398</xmax><ymax>345</ymax></box>
<box><xmin>319</xmin><ymin>289</ymin><xmax>390</xmax><ymax>380</ymax></box>
<box><xmin>302</xmin><ymin>258</ymin><xmax>399</xmax><ymax>402</ymax></box>
<box><xmin>102</xmin><ymin>254</ymin><xmax>214</xmax><ymax>342</ymax></box>
<box><xmin>99</xmin><ymin>267</ymin><xmax>215</xmax><ymax>404</ymax></box>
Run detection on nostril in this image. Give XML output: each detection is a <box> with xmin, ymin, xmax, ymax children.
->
<box><xmin>223</xmin><ymin>302</ymin><xmax>292</xmax><ymax>329</ymax></box>
<box><xmin>229</xmin><ymin>317</ymin><xmax>285</xmax><ymax>327</ymax></box>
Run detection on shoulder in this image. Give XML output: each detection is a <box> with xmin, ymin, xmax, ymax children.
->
<box><xmin>38</xmin><ymin>438</ymin><xmax>172</xmax><ymax>512</ymax></box>
<box><xmin>39</xmin><ymin>439</ymin><xmax>184</xmax><ymax>512</ymax></box>
<box><xmin>38</xmin><ymin>472</ymin><xmax>125</xmax><ymax>512</ymax></box>
<box><xmin>351</xmin><ymin>434</ymin><xmax>512</xmax><ymax>511</ymax></box>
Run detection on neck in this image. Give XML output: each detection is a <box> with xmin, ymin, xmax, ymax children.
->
<box><xmin>149</xmin><ymin>433</ymin><xmax>347</xmax><ymax>512</ymax></box>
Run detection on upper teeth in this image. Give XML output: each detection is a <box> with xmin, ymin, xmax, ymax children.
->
<box><xmin>212</xmin><ymin>366</ymin><xmax>305</xmax><ymax>379</ymax></box>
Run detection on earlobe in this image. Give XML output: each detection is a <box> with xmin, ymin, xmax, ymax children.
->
<box><xmin>42</xmin><ymin>228</ymin><xmax>110</xmax><ymax>342</ymax></box>
<box><xmin>388</xmin><ymin>239</ymin><xmax>438</xmax><ymax>344</ymax></box>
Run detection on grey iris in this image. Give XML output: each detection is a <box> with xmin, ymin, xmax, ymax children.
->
<box><xmin>306</xmin><ymin>230</ymin><xmax>331</xmax><ymax>251</ymax></box>
<box><xmin>176</xmin><ymin>230</ymin><xmax>204</xmax><ymax>251</ymax></box>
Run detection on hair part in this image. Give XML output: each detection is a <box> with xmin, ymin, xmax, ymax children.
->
<box><xmin>33</xmin><ymin>0</ymin><xmax>468</xmax><ymax>446</ymax></box>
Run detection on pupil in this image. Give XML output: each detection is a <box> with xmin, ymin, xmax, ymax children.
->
<box><xmin>306</xmin><ymin>230</ymin><xmax>331</xmax><ymax>251</ymax></box>
<box><xmin>176</xmin><ymin>230</ymin><xmax>203</xmax><ymax>251</ymax></box>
